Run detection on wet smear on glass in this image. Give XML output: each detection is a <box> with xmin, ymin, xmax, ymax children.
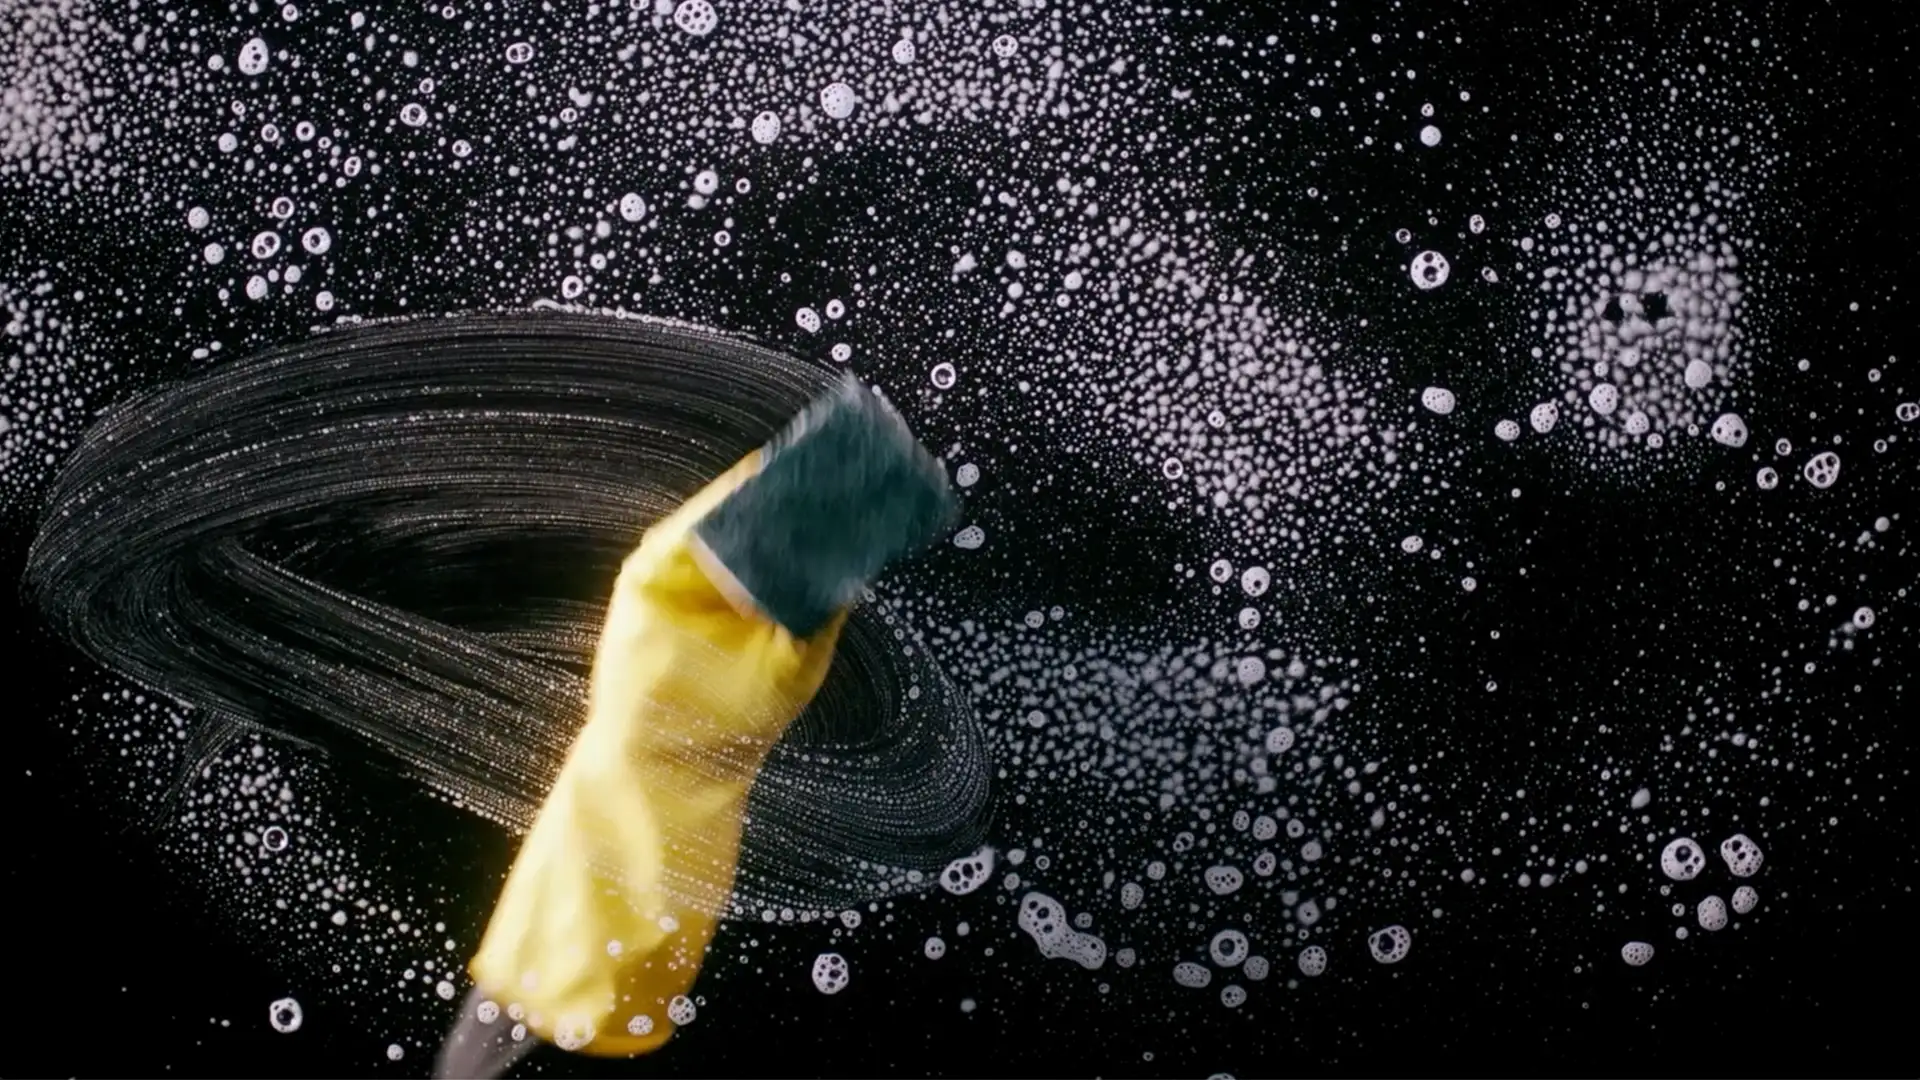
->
<box><xmin>24</xmin><ymin>308</ymin><xmax>992</xmax><ymax>913</ymax></box>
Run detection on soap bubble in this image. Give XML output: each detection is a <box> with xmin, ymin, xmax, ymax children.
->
<box><xmin>1297</xmin><ymin>945</ymin><xmax>1328</xmax><ymax>976</ymax></box>
<box><xmin>1495</xmin><ymin>419</ymin><xmax>1522</xmax><ymax>441</ymax></box>
<box><xmin>1697</xmin><ymin>895</ymin><xmax>1729</xmax><ymax>931</ymax></box>
<box><xmin>1731</xmin><ymin>886</ymin><xmax>1758</xmax><ymax>914</ymax></box>
<box><xmin>1410</xmin><ymin>250</ymin><xmax>1450</xmax><ymax>290</ymax></box>
<box><xmin>1208</xmin><ymin>929</ymin><xmax>1248</xmax><ymax>967</ymax></box>
<box><xmin>1421</xmin><ymin>387</ymin><xmax>1456</xmax><ymax>414</ymax></box>
<box><xmin>268</xmin><ymin>997</ymin><xmax>303</xmax><ymax>1033</ymax></box>
<box><xmin>238</xmin><ymin>37</ymin><xmax>271</xmax><ymax>76</ymax></box>
<box><xmin>1709</xmin><ymin>413</ymin><xmax>1749</xmax><ymax>448</ymax></box>
<box><xmin>939</xmin><ymin>847</ymin><xmax>995</xmax><ymax>894</ymax></box>
<box><xmin>1660</xmin><ymin>837</ymin><xmax>1706</xmax><ymax>880</ymax></box>
<box><xmin>1529</xmin><ymin>402</ymin><xmax>1559</xmax><ymax>434</ymax></box>
<box><xmin>1620</xmin><ymin>941</ymin><xmax>1655</xmax><ymax>967</ymax></box>
<box><xmin>820</xmin><ymin>83</ymin><xmax>858</xmax><ymax>120</ymax></box>
<box><xmin>811</xmin><ymin>952</ymin><xmax>851</xmax><ymax>994</ymax></box>
<box><xmin>1718</xmin><ymin>834</ymin><xmax>1763</xmax><ymax>877</ymax></box>
<box><xmin>667</xmin><ymin>995</ymin><xmax>697</xmax><ymax>1026</ymax></box>
<box><xmin>1368</xmin><ymin>925</ymin><xmax>1412</xmax><ymax>964</ymax></box>
<box><xmin>751</xmin><ymin>111</ymin><xmax>782</xmax><ymax>144</ymax></box>
<box><xmin>672</xmin><ymin>0</ymin><xmax>717</xmax><ymax>36</ymax></box>
<box><xmin>1173</xmin><ymin>961</ymin><xmax>1212</xmax><ymax>988</ymax></box>
<box><xmin>1203</xmin><ymin>865</ymin><xmax>1244</xmax><ymax>895</ymax></box>
<box><xmin>1803</xmin><ymin>451</ymin><xmax>1841</xmax><ymax>489</ymax></box>
<box><xmin>1419</xmin><ymin>124</ymin><xmax>1441</xmax><ymax>146</ymax></box>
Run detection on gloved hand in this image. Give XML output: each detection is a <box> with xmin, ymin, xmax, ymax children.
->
<box><xmin>437</xmin><ymin>375</ymin><xmax>956</xmax><ymax>1076</ymax></box>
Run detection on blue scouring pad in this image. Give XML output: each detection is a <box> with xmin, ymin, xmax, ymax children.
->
<box><xmin>693</xmin><ymin>374</ymin><xmax>960</xmax><ymax>637</ymax></box>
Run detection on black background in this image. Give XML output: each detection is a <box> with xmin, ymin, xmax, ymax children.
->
<box><xmin>5</xmin><ymin>1</ymin><xmax>1915</xmax><ymax>1078</ymax></box>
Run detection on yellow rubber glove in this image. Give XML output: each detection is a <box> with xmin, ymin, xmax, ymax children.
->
<box><xmin>461</xmin><ymin>374</ymin><xmax>956</xmax><ymax>1063</ymax></box>
<box><xmin>467</xmin><ymin>451</ymin><xmax>845</xmax><ymax>1055</ymax></box>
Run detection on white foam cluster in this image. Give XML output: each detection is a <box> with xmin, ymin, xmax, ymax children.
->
<box><xmin>1368</xmin><ymin>925</ymin><xmax>1412</xmax><ymax>964</ymax></box>
<box><xmin>1659</xmin><ymin>837</ymin><xmax>1706</xmax><ymax>881</ymax></box>
<box><xmin>811</xmin><ymin>952</ymin><xmax>851</xmax><ymax>994</ymax></box>
<box><xmin>1296</xmin><ymin>945</ymin><xmax>1328</xmax><ymax>976</ymax></box>
<box><xmin>939</xmin><ymin>846</ymin><xmax>995</xmax><ymax>895</ymax></box>
<box><xmin>1173</xmin><ymin>961</ymin><xmax>1212</xmax><ymax>988</ymax></box>
<box><xmin>1208</xmin><ymin>929</ymin><xmax>1249</xmax><ymax>967</ymax></box>
<box><xmin>1718</xmin><ymin>834</ymin><xmax>1763</xmax><ymax>877</ymax></box>
<box><xmin>1696</xmin><ymin>895</ymin><xmax>1729</xmax><ymax>931</ymax></box>
<box><xmin>1016</xmin><ymin>892</ymin><xmax>1106</xmax><ymax>970</ymax></box>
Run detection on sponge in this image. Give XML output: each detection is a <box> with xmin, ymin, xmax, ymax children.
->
<box><xmin>692</xmin><ymin>373</ymin><xmax>958</xmax><ymax>637</ymax></box>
